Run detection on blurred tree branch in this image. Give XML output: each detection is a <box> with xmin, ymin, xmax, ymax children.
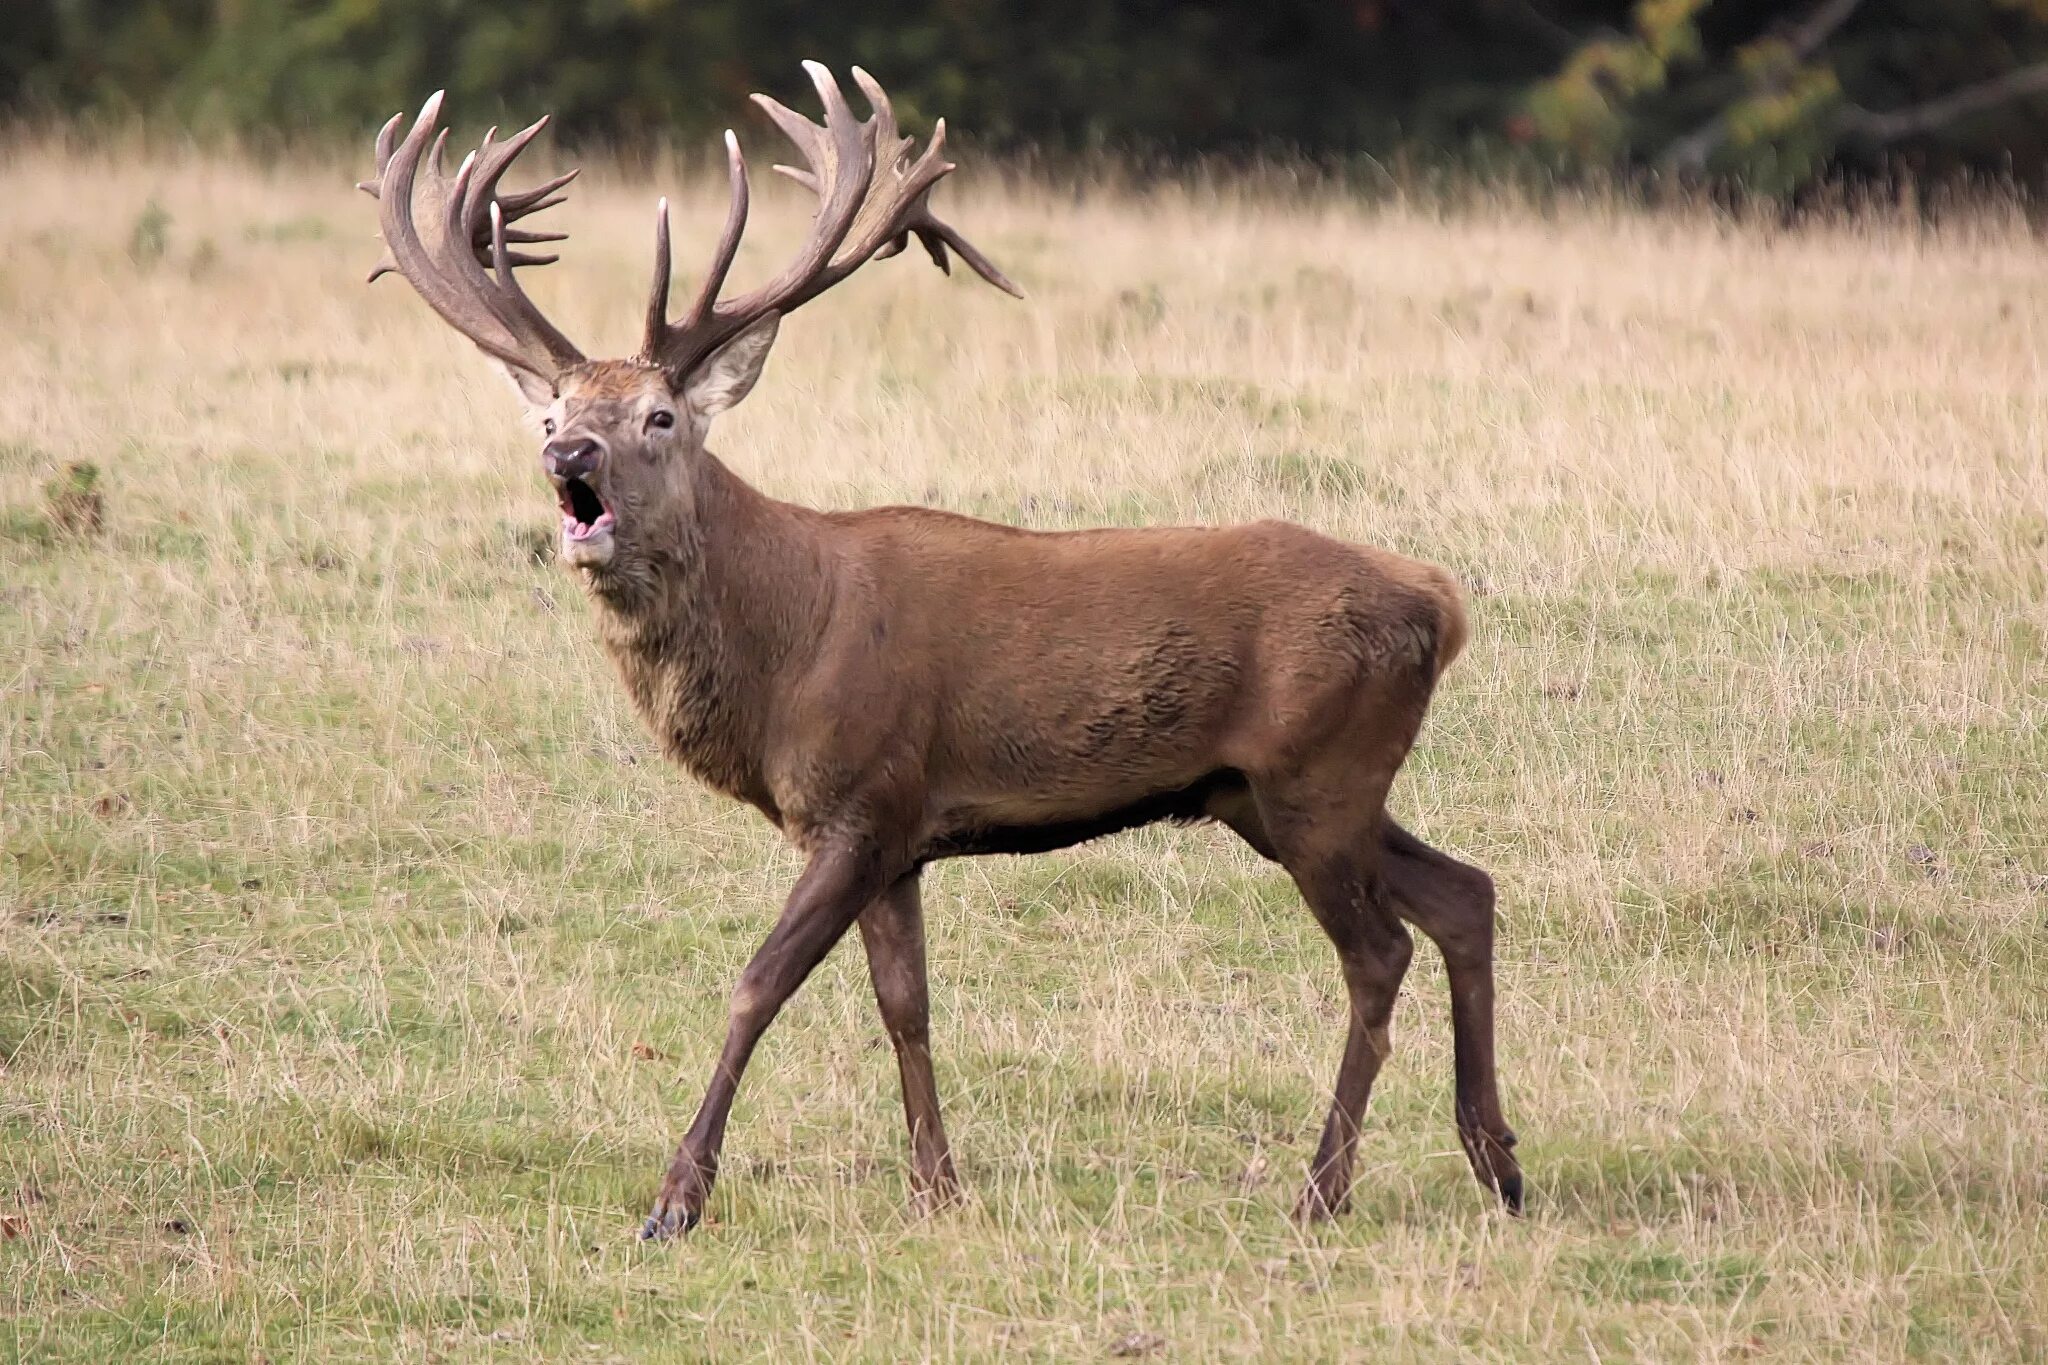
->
<box><xmin>1840</xmin><ymin>59</ymin><xmax>2048</xmax><ymax>141</ymax></box>
<box><xmin>1523</xmin><ymin>0</ymin><xmax>2048</xmax><ymax>194</ymax></box>
<box><xmin>1658</xmin><ymin>0</ymin><xmax>1864</xmax><ymax>173</ymax></box>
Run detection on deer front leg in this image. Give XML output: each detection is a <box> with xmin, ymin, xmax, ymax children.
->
<box><xmin>642</xmin><ymin>841</ymin><xmax>890</xmax><ymax>1240</ymax></box>
<box><xmin>858</xmin><ymin>871</ymin><xmax>962</xmax><ymax>1212</ymax></box>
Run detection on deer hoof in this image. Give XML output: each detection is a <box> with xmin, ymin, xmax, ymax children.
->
<box><xmin>1293</xmin><ymin>1183</ymin><xmax>1349</xmax><ymax>1224</ymax></box>
<box><xmin>1459</xmin><ymin>1125</ymin><xmax>1525</xmax><ymax>1215</ymax></box>
<box><xmin>641</xmin><ymin>1154</ymin><xmax>715</xmax><ymax>1240</ymax></box>
<box><xmin>639</xmin><ymin>1201</ymin><xmax>700</xmax><ymax>1241</ymax></box>
<box><xmin>640</xmin><ymin>1174</ymin><xmax>709</xmax><ymax>1240</ymax></box>
<box><xmin>909</xmin><ymin>1179</ymin><xmax>964</xmax><ymax>1219</ymax></box>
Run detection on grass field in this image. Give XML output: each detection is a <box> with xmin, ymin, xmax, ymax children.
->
<box><xmin>3</xmin><ymin>132</ymin><xmax>2046</xmax><ymax>1362</ymax></box>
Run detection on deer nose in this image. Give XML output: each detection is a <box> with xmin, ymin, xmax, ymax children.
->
<box><xmin>542</xmin><ymin>436</ymin><xmax>603</xmax><ymax>483</ymax></box>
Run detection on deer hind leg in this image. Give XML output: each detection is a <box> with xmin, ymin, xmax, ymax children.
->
<box><xmin>1379</xmin><ymin>819</ymin><xmax>1523</xmax><ymax>1213</ymax></box>
<box><xmin>1247</xmin><ymin>778</ymin><xmax>1414</xmax><ymax>1222</ymax></box>
<box><xmin>857</xmin><ymin>871</ymin><xmax>962</xmax><ymax>1213</ymax></box>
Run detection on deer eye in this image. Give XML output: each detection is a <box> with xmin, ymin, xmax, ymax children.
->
<box><xmin>647</xmin><ymin>409</ymin><xmax>676</xmax><ymax>433</ymax></box>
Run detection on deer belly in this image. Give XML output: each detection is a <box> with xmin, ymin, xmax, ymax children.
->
<box><xmin>920</xmin><ymin>768</ymin><xmax>1239</xmax><ymax>862</ymax></box>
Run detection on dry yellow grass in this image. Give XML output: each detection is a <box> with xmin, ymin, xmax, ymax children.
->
<box><xmin>2</xmin><ymin>130</ymin><xmax>2046</xmax><ymax>1361</ymax></box>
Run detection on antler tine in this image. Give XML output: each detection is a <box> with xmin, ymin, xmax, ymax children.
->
<box><xmin>799</xmin><ymin>94</ymin><xmax>1024</xmax><ymax>302</ymax></box>
<box><xmin>475</xmin><ymin>116</ymin><xmax>543</xmax><ymax>184</ymax></box>
<box><xmin>485</xmin><ymin>124</ymin><xmax>580</xmax><ymax>245</ymax></box>
<box><xmin>686</xmin><ymin>132</ymin><xmax>751</xmax><ymax>326</ymax></box>
<box><xmin>642</xmin><ymin>63</ymin><xmax>1021</xmax><ymax>379</ymax></box>
<box><xmin>716</xmin><ymin>62</ymin><xmax>876</xmax><ymax>317</ymax></box>
<box><xmin>908</xmin><ymin>213</ymin><xmax>1023</xmax><ymax>295</ymax></box>
<box><xmin>752</xmin><ymin>96</ymin><xmax>830</xmax><ymax>178</ymax></box>
<box><xmin>499</xmin><ymin>169</ymin><xmax>578</xmax><ymax>215</ymax></box>
<box><xmin>851</xmin><ymin>66</ymin><xmax>909</xmax><ymax>166</ymax></box>
<box><xmin>638</xmin><ymin>131</ymin><xmax>751</xmax><ymax>362</ymax></box>
<box><xmin>830</xmin><ymin>112</ymin><xmax>951</xmax><ymax>273</ymax></box>
<box><xmin>848</xmin><ymin>67</ymin><xmax>919</xmax><ymax>269</ymax></box>
<box><xmin>360</xmin><ymin>92</ymin><xmax>585</xmax><ymax>380</ymax></box>
<box><xmin>358</xmin><ymin>113</ymin><xmax>407</xmax><ymax>280</ymax></box>
<box><xmin>465</xmin><ymin>118</ymin><xmax>574</xmax><ymax>265</ymax></box>
<box><xmin>490</xmin><ymin>203</ymin><xmax>539</xmax><ymax>297</ymax></box>
<box><xmin>643</xmin><ymin>197</ymin><xmax>672</xmax><ymax>358</ymax></box>
<box><xmin>444</xmin><ymin>147</ymin><xmax>479</xmax><ymax>268</ymax></box>
<box><xmin>368</xmin><ymin>111</ymin><xmax>404</xmax><ymax>184</ymax></box>
<box><xmin>886</xmin><ymin>116</ymin><xmax>1021</xmax><ymax>298</ymax></box>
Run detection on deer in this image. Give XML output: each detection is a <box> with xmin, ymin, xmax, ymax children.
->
<box><xmin>357</xmin><ymin>63</ymin><xmax>1521</xmax><ymax>1240</ymax></box>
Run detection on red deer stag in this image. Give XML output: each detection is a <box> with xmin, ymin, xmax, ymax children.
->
<box><xmin>358</xmin><ymin>64</ymin><xmax>1520</xmax><ymax>1239</ymax></box>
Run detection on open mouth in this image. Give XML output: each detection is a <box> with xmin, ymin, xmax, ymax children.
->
<box><xmin>559</xmin><ymin>476</ymin><xmax>615</xmax><ymax>541</ymax></box>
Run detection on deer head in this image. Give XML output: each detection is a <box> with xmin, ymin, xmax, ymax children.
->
<box><xmin>359</xmin><ymin>63</ymin><xmax>1020</xmax><ymax>573</ymax></box>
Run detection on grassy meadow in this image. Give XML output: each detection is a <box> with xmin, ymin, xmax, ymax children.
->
<box><xmin>2</xmin><ymin>132</ymin><xmax>2046</xmax><ymax>1361</ymax></box>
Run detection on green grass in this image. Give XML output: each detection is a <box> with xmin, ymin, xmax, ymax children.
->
<box><xmin>3</xmin><ymin>140</ymin><xmax>2047</xmax><ymax>1360</ymax></box>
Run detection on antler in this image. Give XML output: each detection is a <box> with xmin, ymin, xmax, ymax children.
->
<box><xmin>640</xmin><ymin>62</ymin><xmax>1022</xmax><ymax>379</ymax></box>
<box><xmin>359</xmin><ymin>92</ymin><xmax>586</xmax><ymax>380</ymax></box>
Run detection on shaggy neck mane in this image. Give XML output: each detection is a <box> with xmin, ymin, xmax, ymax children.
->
<box><xmin>584</xmin><ymin>452</ymin><xmax>830</xmax><ymax>817</ymax></box>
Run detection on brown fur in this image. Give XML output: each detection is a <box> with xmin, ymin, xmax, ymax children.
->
<box><xmin>359</xmin><ymin>77</ymin><xmax>1518</xmax><ymax>1236</ymax></box>
<box><xmin>608</xmin><ymin>459</ymin><xmax>1458</xmax><ymax>857</ymax></box>
<box><xmin>523</xmin><ymin>359</ymin><xmax>1522</xmax><ymax>1239</ymax></box>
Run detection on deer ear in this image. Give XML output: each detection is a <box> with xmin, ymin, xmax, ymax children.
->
<box><xmin>681</xmin><ymin>312</ymin><xmax>781</xmax><ymax>422</ymax></box>
<box><xmin>498</xmin><ymin>363</ymin><xmax>558</xmax><ymax>418</ymax></box>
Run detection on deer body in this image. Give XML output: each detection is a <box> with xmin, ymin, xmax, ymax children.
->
<box><xmin>359</xmin><ymin>65</ymin><xmax>1522</xmax><ymax>1239</ymax></box>
<box><xmin>592</xmin><ymin>442</ymin><xmax>1463</xmax><ymax>862</ymax></box>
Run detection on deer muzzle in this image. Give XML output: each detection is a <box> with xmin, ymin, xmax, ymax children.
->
<box><xmin>544</xmin><ymin>435</ymin><xmax>616</xmax><ymax>565</ymax></box>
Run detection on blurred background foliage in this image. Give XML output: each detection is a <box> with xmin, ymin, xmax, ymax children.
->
<box><xmin>8</xmin><ymin>0</ymin><xmax>2048</xmax><ymax>196</ymax></box>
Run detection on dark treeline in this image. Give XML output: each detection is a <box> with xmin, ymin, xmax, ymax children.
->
<box><xmin>8</xmin><ymin>0</ymin><xmax>2048</xmax><ymax>195</ymax></box>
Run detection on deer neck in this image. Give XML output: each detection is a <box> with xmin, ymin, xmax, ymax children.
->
<box><xmin>584</xmin><ymin>451</ymin><xmax>830</xmax><ymax>813</ymax></box>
